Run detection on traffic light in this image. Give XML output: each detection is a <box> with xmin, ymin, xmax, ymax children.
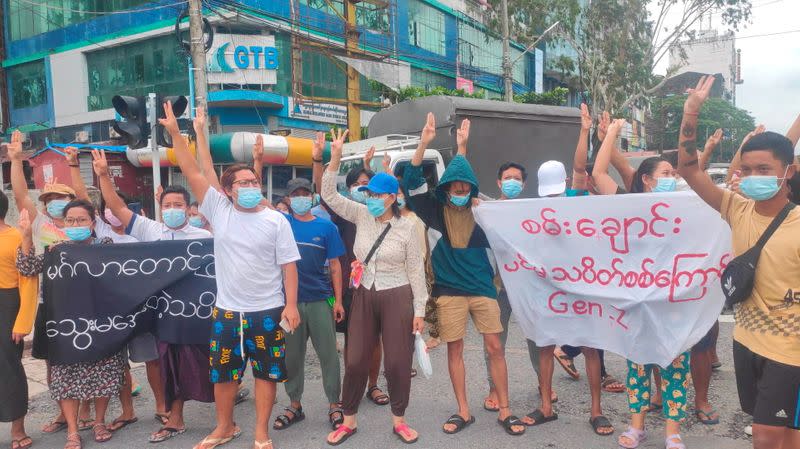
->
<box><xmin>111</xmin><ymin>95</ymin><xmax>148</xmax><ymax>149</ymax></box>
<box><xmin>155</xmin><ymin>95</ymin><xmax>190</xmax><ymax>147</ymax></box>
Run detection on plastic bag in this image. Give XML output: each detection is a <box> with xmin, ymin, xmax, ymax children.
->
<box><xmin>414</xmin><ymin>332</ymin><xmax>432</xmax><ymax>379</ymax></box>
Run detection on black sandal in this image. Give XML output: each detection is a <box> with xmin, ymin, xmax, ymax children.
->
<box><xmin>366</xmin><ymin>386</ymin><xmax>389</xmax><ymax>406</ymax></box>
<box><xmin>442</xmin><ymin>414</ymin><xmax>475</xmax><ymax>434</ymax></box>
<box><xmin>524</xmin><ymin>409</ymin><xmax>558</xmax><ymax>426</ymax></box>
<box><xmin>273</xmin><ymin>406</ymin><xmax>305</xmax><ymax>430</ymax></box>
<box><xmin>498</xmin><ymin>415</ymin><xmax>526</xmax><ymax>436</ymax></box>
<box><xmin>589</xmin><ymin>415</ymin><xmax>614</xmax><ymax>436</ymax></box>
<box><xmin>329</xmin><ymin>407</ymin><xmax>344</xmax><ymax>430</ymax></box>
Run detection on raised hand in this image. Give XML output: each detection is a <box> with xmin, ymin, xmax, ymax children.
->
<box><xmin>64</xmin><ymin>146</ymin><xmax>79</xmax><ymax>165</ymax></box>
<box><xmin>330</xmin><ymin>128</ymin><xmax>349</xmax><ymax>159</ymax></box>
<box><xmin>420</xmin><ymin>112</ymin><xmax>436</xmax><ymax>146</ymax></box>
<box><xmin>684</xmin><ymin>75</ymin><xmax>715</xmax><ymax>114</ymax></box>
<box><xmin>253</xmin><ymin>134</ymin><xmax>264</xmax><ymax>163</ymax></box>
<box><xmin>598</xmin><ymin>111</ymin><xmax>611</xmax><ymax>141</ymax></box>
<box><xmin>608</xmin><ymin>118</ymin><xmax>626</xmax><ymax>136</ymax></box>
<box><xmin>193</xmin><ymin>105</ymin><xmax>207</xmax><ymax>135</ymax></box>
<box><xmin>17</xmin><ymin>209</ymin><xmax>31</xmax><ymax>238</ymax></box>
<box><xmin>363</xmin><ymin>146</ymin><xmax>375</xmax><ymax>169</ymax></box>
<box><xmin>382</xmin><ymin>152</ymin><xmax>391</xmax><ymax>173</ymax></box>
<box><xmin>742</xmin><ymin>124</ymin><xmax>766</xmax><ymax>147</ymax></box>
<box><xmin>456</xmin><ymin>118</ymin><xmax>471</xmax><ymax>149</ymax></box>
<box><xmin>312</xmin><ymin>131</ymin><xmax>325</xmax><ymax>162</ymax></box>
<box><xmin>580</xmin><ymin>103</ymin><xmax>592</xmax><ymax>131</ymax></box>
<box><xmin>158</xmin><ymin>101</ymin><xmax>180</xmax><ymax>136</ymax></box>
<box><xmin>704</xmin><ymin>129</ymin><xmax>723</xmax><ymax>152</ymax></box>
<box><xmin>91</xmin><ymin>149</ymin><xmax>109</xmax><ymax>177</ymax></box>
<box><xmin>7</xmin><ymin>130</ymin><xmax>23</xmax><ymax>162</ymax></box>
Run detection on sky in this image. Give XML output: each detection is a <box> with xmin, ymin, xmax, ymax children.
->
<box><xmin>651</xmin><ymin>0</ymin><xmax>800</xmax><ymax>135</ymax></box>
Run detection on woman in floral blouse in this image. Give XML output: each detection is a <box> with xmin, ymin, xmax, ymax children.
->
<box><xmin>16</xmin><ymin>201</ymin><xmax>124</xmax><ymax>449</ymax></box>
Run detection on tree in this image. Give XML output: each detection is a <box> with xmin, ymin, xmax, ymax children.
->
<box><xmin>480</xmin><ymin>0</ymin><xmax>581</xmax><ymax>45</ymax></box>
<box><xmin>560</xmin><ymin>0</ymin><xmax>751</xmax><ymax>115</ymax></box>
<box><xmin>515</xmin><ymin>87</ymin><xmax>569</xmax><ymax>106</ymax></box>
<box><xmin>648</xmin><ymin>95</ymin><xmax>755</xmax><ymax>162</ymax></box>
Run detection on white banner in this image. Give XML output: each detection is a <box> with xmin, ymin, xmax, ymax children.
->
<box><xmin>473</xmin><ymin>192</ymin><xmax>732</xmax><ymax>366</ymax></box>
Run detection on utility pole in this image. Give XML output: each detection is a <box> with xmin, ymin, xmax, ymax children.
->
<box><xmin>344</xmin><ymin>0</ymin><xmax>362</xmax><ymax>140</ymax></box>
<box><xmin>147</xmin><ymin>93</ymin><xmax>162</xmax><ymax>217</ymax></box>
<box><xmin>188</xmin><ymin>0</ymin><xmax>209</xmax><ymax>138</ymax></box>
<box><xmin>501</xmin><ymin>0</ymin><xmax>513</xmax><ymax>102</ymax></box>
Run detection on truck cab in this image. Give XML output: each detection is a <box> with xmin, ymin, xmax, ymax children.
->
<box><xmin>336</xmin><ymin>134</ymin><xmax>445</xmax><ymax>193</ymax></box>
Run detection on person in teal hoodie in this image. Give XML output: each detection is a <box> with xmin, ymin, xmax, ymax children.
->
<box><xmin>403</xmin><ymin>113</ymin><xmax>526</xmax><ymax>437</ymax></box>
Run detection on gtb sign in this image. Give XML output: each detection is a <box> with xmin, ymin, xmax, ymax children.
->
<box><xmin>207</xmin><ymin>34</ymin><xmax>279</xmax><ymax>85</ymax></box>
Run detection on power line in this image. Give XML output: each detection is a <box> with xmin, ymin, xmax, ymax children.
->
<box><xmin>13</xmin><ymin>0</ymin><xmax>189</xmax><ymax>15</ymax></box>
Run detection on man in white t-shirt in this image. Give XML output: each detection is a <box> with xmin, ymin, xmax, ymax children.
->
<box><xmin>159</xmin><ymin>104</ymin><xmax>300</xmax><ymax>449</ymax></box>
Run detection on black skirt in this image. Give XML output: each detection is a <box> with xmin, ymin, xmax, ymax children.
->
<box><xmin>0</xmin><ymin>288</ymin><xmax>28</xmax><ymax>422</ymax></box>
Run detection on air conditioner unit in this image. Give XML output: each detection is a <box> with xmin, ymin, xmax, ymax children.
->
<box><xmin>75</xmin><ymin>131</ymin><xmax>89</xmax><ymax>143</ymax></box>
<box><xmin>109</xmin><ymin>126</ymin><xmax>121</xmax><ymax>139</ymax></box>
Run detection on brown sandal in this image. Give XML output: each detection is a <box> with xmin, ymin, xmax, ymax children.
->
<box><xmin>92</xmin><ymin>424</ymin><xmax>112</xmax><ymax>443</ymax></box>
<box><xmin>64</xmin><ymin>433</ymin><xmax>82</xmax><ymax>449</ymax></box>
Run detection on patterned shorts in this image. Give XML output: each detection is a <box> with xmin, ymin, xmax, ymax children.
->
<box><xmin>209</xmin><ymin>306</ymin><xmax>287</xmax><ymax>384</ymax></box>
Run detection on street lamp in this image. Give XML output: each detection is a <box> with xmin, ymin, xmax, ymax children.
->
<box><xmin>503</xmin><ymin>21</ymin><xmax>561</xmax><ymax>102</ymax></box>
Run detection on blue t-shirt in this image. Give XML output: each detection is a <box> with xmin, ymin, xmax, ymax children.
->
<box><xmin>284</xmin><ymin>214</ymin><xmax>345</xmax><ymax>302</ymax></box>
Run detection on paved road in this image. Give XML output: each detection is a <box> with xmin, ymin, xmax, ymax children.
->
<box><xmin>3</xmin><ymin>318</ymin><xmax>752</xmax><ymax>449</ymax></box>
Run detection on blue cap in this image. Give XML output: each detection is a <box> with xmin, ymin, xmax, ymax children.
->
<box><xmin>358</xmin><ymin>172</ymin><xmax>399</xmax><ymax>195</ymax></box>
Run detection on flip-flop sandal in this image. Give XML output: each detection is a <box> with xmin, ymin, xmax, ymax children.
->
<box><xmin>149</xmin><ymin>427</ymin><xmax>187</xmax><ymax>443</ymax></box>
<box><xmin>192</xmin><ymin>427</ymin><xmax>240</xmax><ymax>449</ymax></box>
<box><xmin>253</xmin><ymin>440</ymin><xmax>273</xmax><ymax>449</ymax></box>
<box><xmin>442</xmin><ymin>414</ymin><xmax>475</xmax><ymax>434</ymax></box>
<box><xmin>618</xmin><ymin>427</ymin><xmax>646</xmax><ymax>449</ymax></box>
<box><xmin>711</xmin><ymin>361</ymin><xmax>722</xmax><ymax>370</ymax></box>
<box><xmin>42</xmin><ymin>419</ymin><xmax>67</xmax><ymax>434</ymax></box>
<box><xmin>498</xmin><ymin>416</ymin><xmax>526</xmax><ymax>436</ymax></box>
<box><xmin>10</xmin><ymin>436</ymin><xmax>33</xmax><ymax>449</ymax></box>
<box><xmin>601</xmin><ymin>375</ymin><xmax>626</xmax><ymax>393</ymax></box>
<box><xmin>393</xmin><ymin>423</ymin><xmax>418</xmax><ymax>444</ymax></box>
<box><xmin>108</xmin><ymin>417</ymin><xmax>138</xmax><ymax>432</ymax></box>
<box><xmin>666</xmin><ymin>434</ymin><xmax>686</xmax><ymax>449</ymax></box>
<box><xmin>483</xmin><ymin>398</ymin><xmax>499</xmax><ymax>412</ymax></box>
<box><xmin>695</xmin><ymin>409</ymin><xmax>720</xmax><ymax>425</ymax></box>
<box><xmin>366</xmin><ymin>386</ymin><xmax>389</xmax><ymax>406</ymax></box>
<box><xmin>589</xmin><ymin>415</ymin><xmax>614</xmax><ymax>436</ymax></box>
<box><xmin>524</xmin><ymin>409</ymin><xmax>558</xmax><ymax>426</ymax></box>
<box><xmin>329</xmin><ymin>407</ymin><xmax>344</xmax><ymax>430</ymax></box>
<box><xmin>92</xmin><ymin>424</ymin><xmax>113</xmax><ymax>443</ymax></box>
<box><xmin>77</xmin><ymin>419</ymin><xmax>95</xmax><ymax>432</ymax></box>
<box><xmin>554</xmin><ymin>352</ymin><xmax>580</xmax><ymax>380</ymax></box>
<box><xmin>327</xmin><ymin>425</ymin><xmax>357</xmax><ymax>446</ymax></box>
<box><xmin>273</xmin><ymin>406</ymin><xmax>305</xmax><ymax>430</ymax></box>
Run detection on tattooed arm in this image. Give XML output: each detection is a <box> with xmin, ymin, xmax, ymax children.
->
<box><xmin>677</xmin><ymin>75</ymin><xmax>724</xmax><ymax>211</ymax></box>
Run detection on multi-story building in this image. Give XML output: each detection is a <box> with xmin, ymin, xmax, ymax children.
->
<box><xmin>668</xmin><ymin>29</ymin><xmax>742</xmax><ymax>104</ymax></box>
<box><xmin>3</xmin><ymin>0</ymin><xmax>544</xmax><ymax>199</ymax></box>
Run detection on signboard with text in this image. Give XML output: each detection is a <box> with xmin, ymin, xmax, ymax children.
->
<box><xmin>207</xmin><ymin>34</ymin><xmax>278</xmax><ymax>85</ymax></box>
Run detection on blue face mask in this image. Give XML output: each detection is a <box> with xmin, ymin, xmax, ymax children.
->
<box><xmin>188</xmin><ymin>216</ymin><xmax>204</xmax><ymax>228</ymax></box>
<box><xmin>290</xmin><ymin>196</ymin><xmax>313</xmax><ymax>215</ymax></box>
<box><xmin>740</xmin><ymin>175</ymin><xmax>782</xmax><ymax>201</ymax></box>
<box><xmin>501</xmin><ymin>179</ymin><xmax>523</xmax><ymax>199</ymax></box>
<box><xmin>652</xmin><ymin>177</ymin><xmax>677</xmax><ymax>193</ymax></box>
<box><xmin>64</xmin><ymin>226</ymin><xmax>91</xmax><ymax>241</ymax></box>
<box><xmin>449</xmin><ymin>194</ymin><xmax>470</xmax><ymax>207</ymax></box>
<box><xmin>366</xmin><ymin>197</ymin><xmax>387</xmax><ymax>217</ymax></box>
<box><xmin>397</xmin><ymin>196</ymin><xmax>406</xmax><ymax>208</ymax></box>
<box><xmin>47</xmin><ymin>199</ymin><xmax>69</xmax><ymax>218</ymax></box>
<box><xmin>236</xmin><ymin>187</ymin><xmax>263</xmax><ymax>209</ymax></box>
<box><xmin>162</xmin><ymin>208</ymin><xmax>186</xmax><ymax>228</ymax></box>
<box><xmin>350</xmin><ymin>187</ymin><xmax>367</xmax><ymax>204</ymax></box>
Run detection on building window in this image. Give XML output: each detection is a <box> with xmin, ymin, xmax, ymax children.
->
<box><xmin>86</xmin><ymin>35</ymin><xmax>188</xmax><ymax>111</ymax></box>
<box><xmin>300</xmin><ymin>0</ymin><xmax>389</xmax><ymax>32</ymax></box>
<box><xmin>8</xmin><ymin>60</ymin><xmax>47</xmax><ymax>109</ymax></box>
<box><xmin>458</xmin><ymin>22</ymin><xmax>525</xmax><ymax>84</ymax></box>
<box><xmin>408</xmin><ymin>0</ymin><xmax>446</xmax><ymax>56</ymax></box>
<box><xmin>8</xmin><ymin>0</ymin><xmax>152</xmax><ymax>41</ymax></box>
<box><xmin>411</xmin><ymin>68</ymin><xmax>454</xmax><ymax>90</ymax></box>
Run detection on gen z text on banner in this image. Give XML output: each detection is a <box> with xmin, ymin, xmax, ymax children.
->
<box><xmin>42</xmin><ymin>239</ymin><xmax>216</xmax><ymax>364</ymax></box>
<box><xmin>473</xmin><ymin>192</ymin><xmax>731</xmax><ymax>366</ymax></box>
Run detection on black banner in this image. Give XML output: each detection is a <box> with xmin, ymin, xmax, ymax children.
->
<box><xmin>42</xmin><ymin>239</ymin><xmax>216</xmax><ymax>364</ymax></box>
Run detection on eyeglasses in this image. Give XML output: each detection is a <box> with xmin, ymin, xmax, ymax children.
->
<box><xmin>64</xmin><ymin>217</ymin><xmax>92</xmax><ymax>226</ymax></box>
<box><xmin>232</xmin><ymin>179</ymin><xmax>260</xmax><ymax>187</ymax></box>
